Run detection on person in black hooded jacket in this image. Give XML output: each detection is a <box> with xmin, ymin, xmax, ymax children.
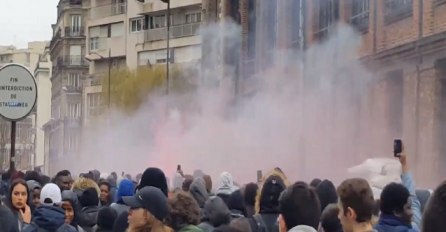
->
<box><xmin>248</xmin><ymin>171</ymin><xmax>287</xmax><ymax>232</ymax></box>
<box><xmin>79</xmin><ymin>187</ymin><xmax>100</xmax><ymax>232</ymax></box>
<box><xmin>227</xmin><ymin>190</ymin><xmax>245</xmax><ymax>219</ymax></box>
<box><xmin>62</xmin><ymin>190</ymin><xmax>85</xmax><ymax>232</ymax></box>
<box><xmin>198</xmin><ymin>196</ymin><xmax>232</xmax><ymax>232</ymax></box>
<box><xmin>96</xmin><ymin>206</ymin><xmax>118</xmax><ymax>232</ymax></box>
<box><xmin>315</xmin><ymin>179</ymin><xmax>337</xmax><ymax>213</ymax></box>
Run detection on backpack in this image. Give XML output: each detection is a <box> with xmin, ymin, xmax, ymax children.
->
<box><xmin>249</xmin><ymin>214</ymin><xmax>269</xmax><ymax>232</ymax></box>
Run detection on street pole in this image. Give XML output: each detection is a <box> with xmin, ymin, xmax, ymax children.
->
<box><xmin>108</xmin><ymin>48</ymin><xmax>111</xmax><ymax>109</ymax></box>
<box><xmin>9</xmin><ymin>121</ymin><xmax>16</xmax><ymax>170</ymax></box>
<box><xmin>166</xmin><ymin>0</ymin><xmax>170</xmax><ymax>95</ymax></box>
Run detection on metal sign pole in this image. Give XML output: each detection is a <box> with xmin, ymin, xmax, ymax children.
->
<box><xmin>9</xmin><ymin>121</ymin><xmax>16</xmax><ymax>170</ymax></box>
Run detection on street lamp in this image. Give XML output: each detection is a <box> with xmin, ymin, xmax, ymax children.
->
<box><xmin>161</xmin><ymin>0</ymin><xmax>170</xmax><ymax>95</ymax></box>
<box><xmin>85</xmin><ymin>48</ymin><xmax>111</xmax><ymax>109</ymax></box>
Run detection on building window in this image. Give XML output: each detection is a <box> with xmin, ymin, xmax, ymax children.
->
<box><xmin>89</xmin><ymin>37</ymin><xmax>99</xmax><ymax>51</ymax></box>
<box><xmin>130</xmin><ymin>18</ymin><xmax>144</xmax><ymax>32</ymax></box>
<box><xmin>71</xmin><ymin>15</ymin><xmax>82</xmax><ymax>35</ymax></box>
<box><xmin>68</xmin><ymin>73</ymin><xmax>80</xmax><ymax>87</ymax></box>
<box><xmin>67</xmin><ymin>135</ymin><xmax>79</xmax><ymax>150</ymax></box>
<box><xmin>385</xmin><ymin>0</ymin><xmax>413</xmax><ymax>24</ymax></box>
<box><xmin>67</xmin><ymin>104</ymin><xmax>81</xmax><ymax>119</ymax></box>
<box><xmin>185</xmin><ymin>13</ymin><xmax>202</xmax><ymax>23</ymax></box>
<box><xmin>147</xmin><ymin>15</ymin><xmax>166</xmax><ymax>29</ymax></box>
<box><xmin>315</xmin><ymin>0</ymin><xmax>339</xmax><ymax>41</ymax></box>
<box><xmin>88</xmin><ymin>93</ymin><xmax>102</xmax><ymax>117</ymax></box>
<box><xmin>350</xmin><ymin>0</ymin><xmax>369</xmax><ymax>33</ymax></box>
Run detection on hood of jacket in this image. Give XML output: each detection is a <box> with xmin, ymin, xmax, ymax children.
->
<box><xmin>89</xmin><ymin>170</ymin><xmax>101</xmax><ymax>182</ymax></box>
<box><xmin>26</xmin><ymin>180</ymin><xmax>42</xmax><ymax>191</ymax></box>
<box><xmin>316</xmin><ymin>180</ymin><xmax>337</xmax><ymax>212</ymax></box>
<box><xmin>80</xmin><ymin>206</ymin><xmax>100</xmax><ymax>228</ymax></box>
<box><xmin>172</xmin><ymin>172</ymin><xmax>184</xmax><ymax>191</ymax></box>
<box><xmin>190</xmin><ymin>177</ymin><xmax>208</xmax><ymax>208</ymax></box>
<box><xmin>202</xmin><ymin>196</ymin><xmax>231</xmax><ymax>227</ymax></box>
<box><xmin>216</xmin><ymin>172</ymin><xmax>238</xmax><ymax>195</ymax></box>
<box><xmin>107</xmin><ymin>176</ymin><xmax>117</xmax><ymax>188</ymax></box>
<box><xmin>255</xmin><ymin>169</ymin><xmax>290</xmax><ymax>214</ymax></box>
<box><xmin>375</xmin><ymin>214</ymin><xmax>417</xmax><ymax>232</ymax></box>
<box><xmin>288</xmin><ymin>225</ymin><xmax>318</xmax><ymax>232</ymax></box>
<box><xmin>72</xmin><ymin>177</ymin><xmax>100</xmax><ymax>196</ymax></box>
<box><xmin>415</xmin><ymin>189</ymin><xmax>431</xmax><ymax>213</ymax></box>
<box><xmin>227</xmin><ymin>190</ymin><xmax>244</xmax><ymax>213</ymax></box>
<box><xmin>62</xmin><ymin>190</ymin><xmax>82</xmax><ymax>228</ymax></box>
<box><xmin>117</xmin><ymin>179</ymin><xmax>134</xmax><ymax>202</ymax></box>
<box><xmin>32</xmin><ymin>206</ymin><xmax>66</xmax><ymax>230</ymax></box>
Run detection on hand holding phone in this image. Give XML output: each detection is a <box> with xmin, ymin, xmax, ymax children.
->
<box><xmin>177</xmin><ymin>165</ymin><xmax>181</xmax><ymax>171</ymax></box>
<box><xmin>393</xmin><ymin>139</ymin><xmax>403</xmax><ymax>157</ymax></box>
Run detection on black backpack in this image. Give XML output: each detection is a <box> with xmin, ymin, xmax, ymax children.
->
<box><xmin>249</xmin><ymin>214</ymin><xmax>269</xmax><ymax>232</ymax></box>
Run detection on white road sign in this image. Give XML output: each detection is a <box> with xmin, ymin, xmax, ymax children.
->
<box><xmin>0</xmin><ymin>63</ymin><xmax>37</xmax><ymax>121</ymax></box>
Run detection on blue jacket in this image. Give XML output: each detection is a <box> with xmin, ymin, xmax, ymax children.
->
<box><xmin>23</xmin><ymin>205</ymin><xmax>77</xmax><ymax>232</ymax></box>
<box><xmin>373</xmin><ymin>172</ymin><xmax>421</xmax><ymax>232</ymax></box>
<box><xmin>374</xmin><ymin>214</ymin><xmax>418</xmax><ymax>232</ymax></box>
<box><xmin>401</xmin><ymin>172</ymin><xmax>422</xmax><ymax>230</ymax></box>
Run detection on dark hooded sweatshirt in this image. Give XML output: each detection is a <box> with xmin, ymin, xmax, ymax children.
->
<box><xmin>198</xmin><ymin>196</ymin><xmax>232</xmax><ymax>232</ymax></box>
<box><xmin>22</xmin><ymin>206</ymin><xmax>77</xmax><ymax>232</ymax></box>
<box><xmin>79</xmin><ymin>188</ymin><xmax>100</xmax><ymax>232</ymax></box>
<box><xmin>107</xmin><ymin>176</ymin><xmax>118</xmax><ymax>203</ymax></box>
<box><xmin>190</xmin><ymin>177</ymin><xmax>209</xmax><ymax>209</ymax></box>
<box><xmin>227</xmin><ymin>190</ymin><xmax>245</xmax><ymax>219</ymax></box>
<box><xmin>62</xmin><ymin>190</ymin><xmax>85</xmax><ymax>232</ymax></box>
<box><xmin>249</xmin><ymin>174</ymin><xmax>286</xmax><ymax>232</ymax></box>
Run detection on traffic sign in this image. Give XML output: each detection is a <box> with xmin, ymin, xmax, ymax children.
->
<box><xmin>0</xmin><ymin>63</ymin><xmax>37</xmax><ymax>121</ymax></box>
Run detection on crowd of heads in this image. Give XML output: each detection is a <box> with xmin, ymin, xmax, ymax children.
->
<box><xmin>0</xmin><ymin>160</ymin><xmax>444</xmax><ymax>232</ymax></box>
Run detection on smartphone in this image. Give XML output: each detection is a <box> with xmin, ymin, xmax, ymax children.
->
<box><xmin>177</xmin><ymin>164</ymin><xmax>181</xmax><ymax>171</ymax></box>
<box><xmin>394</xmin><ymin>139</ymin><xmax>402</xmax><ymax>157</ymax></box>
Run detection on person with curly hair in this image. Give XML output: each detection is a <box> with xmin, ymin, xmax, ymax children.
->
<box><xmin>165</xmin><ymin>191</ymin><xmax>202</xmax><ymax>232</ymax></box>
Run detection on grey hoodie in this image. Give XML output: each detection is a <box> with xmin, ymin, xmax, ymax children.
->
<box><xmin>190</xmin><ymin>177</ymin><xmax>208</xmax><ymax>208</ymax></box>
<box><xmin>288</xmin><ymin>225</ymin><xmax>318</xmax><ymax>232</ymax></box>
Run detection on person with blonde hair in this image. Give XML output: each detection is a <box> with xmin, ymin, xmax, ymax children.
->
<box><xmin>123</xmin><ymin>186</ymin><xmax>172</xmax><ymax>232</ymax></box>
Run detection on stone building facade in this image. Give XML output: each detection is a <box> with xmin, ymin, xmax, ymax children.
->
<box><xmin>218</xmin><ymin>0</ymin><xmax>446</xmax><ymax>186</ymax></box>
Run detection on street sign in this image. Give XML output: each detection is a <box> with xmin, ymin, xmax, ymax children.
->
<box><xmin>0</xmin><ymin>63</ymin><xmax>37</xmax><ymax>121</ymax></box>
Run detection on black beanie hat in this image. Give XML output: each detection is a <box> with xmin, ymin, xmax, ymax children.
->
<box><xmin>80</xmin><ymin>187</ymin><xmax>99</xmax><ymax>207</ymax></box>
<box><xmin>98</xmin><ymin>206</ymin><xmax>118</xmax><ymax>230</ymax></box>
<box><xmin>139</xmin><ymin>167</ymin><xmax>168</xmax><ymax>197</ymax></box>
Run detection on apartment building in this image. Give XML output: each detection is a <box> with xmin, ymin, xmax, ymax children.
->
<box><xmin>0</xmin><ymin>42</ymin><xmax>47</xmax><ymax>171</ymax></box>
<box><xmin>34</xmin><ymin>47</ymin><xmax>52</xmax><ymax>174</ymax></box>
<box><xmin>234</xmin><ymin>0</ymin><xmax>446</xmax><ymax>186</ymax></box>
<box><xmin>83</xmin><ymin>0</ymin><xmax>203</xmax><ymax>125</ymax></box>
<box><xmin>46</xmin><ymin>0</ymin><xmax>90</xmax><ymax>173</ymax></box>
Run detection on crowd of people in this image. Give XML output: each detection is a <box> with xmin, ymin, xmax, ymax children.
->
<box><xmin>0</xmin><ymin>151</ymin><xmax>442</xmax><ymax>232</ymax></box>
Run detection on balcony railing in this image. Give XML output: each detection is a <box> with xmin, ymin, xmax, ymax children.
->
<box><xmin>65</xmin><ymin>26</ymin><xmax>85</xmax><ymax>37</ymax></box>
<box><xmin>90</xmin><ymin>3</ymin><xmax>127</xmax><ymax>19</ymax></box>
<box><xmin>65</xmin><ymin>86</ymin><xmax>82</xmax><ymax>93</ymax></box>
<box><xmin>144</xmin><ymin>22</ymin><xmax>200</xmax><ymax>42</ymax></box>
<box><xmin>349</xmin><ymin>11</ymin><xmax>369</xmax><ymax>33</ymax></box>
<box><xmin>57</xmin><ymin>55</ymin><xmax>88</xmax><ymax>67</ymax></box>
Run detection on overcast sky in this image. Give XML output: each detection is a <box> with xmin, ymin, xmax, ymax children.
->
<box><xmin>0</xmin><ymin>0</ymin><xmax>59</xmax><ymax>48</ymax></box>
